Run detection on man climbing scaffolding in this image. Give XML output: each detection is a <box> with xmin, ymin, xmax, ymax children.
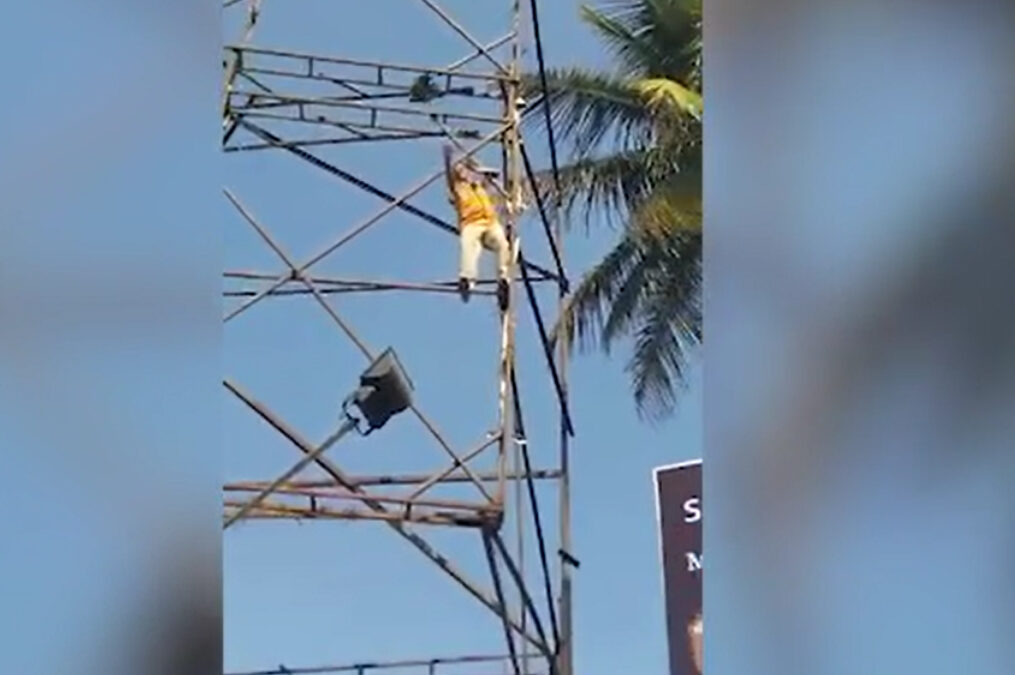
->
<box><xmin>443</xmin><ymin>143</ymin><xmax>510</xmax><ymax>311</ymax></box>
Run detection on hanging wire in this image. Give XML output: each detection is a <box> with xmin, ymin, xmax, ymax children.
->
<box><xmin>527</xmin><ymin>0</ymin><xmax>563</xmax><ymax>206</ymax></box>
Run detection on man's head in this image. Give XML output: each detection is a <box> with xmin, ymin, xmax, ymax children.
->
<box><xmin>452</xmin><ymin>159</ymin><xmax>473</xmax><ymax>182</ymax></box>
<box><xmin>453</xmin><ymin>156</ymin><xmax>497</xmax><ymax>183</ymax></box>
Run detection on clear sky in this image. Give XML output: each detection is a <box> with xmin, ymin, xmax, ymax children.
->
<box><xmin>6</xmin><ymin>2</ymin><xmax>1014</xmax><ymax>675</ymax></box>
<box><xmin>222</xmin><ymin>2</ymin><xmax>701</xmax><ymax>674</ymax></box>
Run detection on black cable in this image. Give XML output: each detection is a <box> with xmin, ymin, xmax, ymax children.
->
<box><xmin>520</xmin><ymin>142</ymin><xmax>569</xmax><ymax>293</ymax></box>
<box><xmin>519</xmin><ymin>250</ymin><xmax>576</xmax><ymax>437</ymax></box>
<box><xmin>527</xmin><ymin>0</ymin><xmax>563</xmax><ymax>204</ymax></box>
<box><xmin>234</xmin><ymin>118</ymin><xmax>561</xmax><ymax>282</ymax></box>
<box><xmin>482</xmin><ymin>531</ymin><xmax>522</xmax><ymax>675</ymax></box>
<box><xmin>511</xmin><ymin>366</ymin><xmax>562</xmax><ymax>656</ymax></box>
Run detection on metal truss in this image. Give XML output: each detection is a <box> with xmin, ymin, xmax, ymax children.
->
<box><xmin>228</xmin><ymin>653</ymin><xmax>546</xmax><ymax>675</ymax></box>
<box><xmin>223</xmin><ymin>2</ymin><xmax>574</xmax><ymax>675</ymax></box>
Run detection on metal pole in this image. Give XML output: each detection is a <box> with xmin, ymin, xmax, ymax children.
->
<box><xmin>556</xmin><ymin>234</ymin><xmax>573</xmax><ymax>675</ymax></box>
<box><xmin>224</xmin><ymin>415</ymin><xmax>358</xmax><ymax>528</ymax></box>
<box><xmin>552</xmin><ymin>91</ymin><xmax>574</xmax><ymax>675</ymax></box>
<box><xmin>496</xmin><ymin>0</ymin><xmax>523</xmax><ymax>511</ymax></box>
<box><xmin>516</xmin><ymin>435</ymin><xmax>527</xmax><ymax>673</ymax></box>
<box><xmin>510</xmin><ymin>0</ymin><xmax>526</xmax><ymax>668</ymax></box>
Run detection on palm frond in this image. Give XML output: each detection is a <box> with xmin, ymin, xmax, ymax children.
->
<box><xmin>599</xmin><ymin>235</ymin><xmax>661</xmax><ymax>347</ymax></box>
<box><xmin>533</xmin><ymin>0</ymin><xmax>704</xmax><ymax>418</ymax></box>
<box><xmin>579</xmin><ymin>4</ymin><xmax>668</xmax><ymax>77</ymax></box>
<box><xmin>553</xmin><ymin>233</ymin><xmax>642</xmax><ymax>354</ymax></box>
<box><xmin>642</xmin><ymin>0</ymin><xmax>703</xmax><ymax>84</ymax></box>
<box><xmin>626</xmin><ymin>232</ymin><xmax>702</xmax><ymax>420</ymax></box>
<box><xmin>526</xmin><ymin>130</ymin><xmax>698</xmax><ymax>230</ymax></box>
<box><xmin>553</xmin><ymin>226</ymin><xmax>702</xmax><ymax>419</ymax></box>
<box><xmin>582</xmin><ymin>1</ymin><xmax>702</xmax><ymax>81</ymax></box>
<box><xmin>635</xmin><ymin>77</ymin><xmax>702</xmax><ymax>120</ymax></box>
<box><xmin>522</xmin><ymin>68</ymin><xmax>653</xmax><ymax>156</ymax></box>
<box><xmin>530</xmin><ymin>147</ymin><xmax>672</xmax><ymax>229</ymax></box>
<box><xmin>628</xmin><ymin>170</ymin><xmax>702</xmax><ymax>239</ymax></box>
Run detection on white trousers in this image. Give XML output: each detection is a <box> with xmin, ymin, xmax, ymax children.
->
<box><xmin>459</xmin><ymin>221</ymin><xmax>510</xmax><ymax>282</ymax></box>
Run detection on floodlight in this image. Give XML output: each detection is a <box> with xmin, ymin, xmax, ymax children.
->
<box><xmin>349</xmin><ymin>347</ymin><xmax>414</xmax><ymax>432</ymax></box>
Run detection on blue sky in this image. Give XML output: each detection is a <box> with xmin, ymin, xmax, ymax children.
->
<box><xmin>5</xmin><ymin>2</ymin><xmax>1014</xmax><ymax>675</ymax></box>
<box><xmin>222</xmin><ymin>1</ymin><xmax>701</xmax><ymax>674</ymax></box>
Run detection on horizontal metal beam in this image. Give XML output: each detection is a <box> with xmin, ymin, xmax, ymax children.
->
<box><xmin>225</xmin><ymin>132</ymin><xmax>444</xmax><ymax>153</ymax></box>
<box><xmin>227</xmin><ymin>653</ymin><xmax>545</xmax><ymax>675</ymax></box>
<box><xmin>225</xmin><ymin>44</ymin><xmax>509</xmax><ymax>82</ymax></box>
<box><xmin>238</xmin><ymin>65</ymin><xmax>501</xmax><ymax>101</ymax></box>
<box><xmin>224</xmin><ymin>500</ymin><xmax>493</xmax><ymax>528</ymax></box>
<box><xmin>230</xmin><ymin>89</ymin><xmax>505</xmax><ymax>124</ymax></box>
<box><xmin>224</xmin><ymin>271</ymin><xmax>555</xmax><ymax>286</ymax></box>
<box><xmin>226</xmin><ymin>469</ymin><xmax>562</xmax><ymax>489</ymax></box>
<box><xmin>223</xmin><ymin>379</ymin><xmax>543</xmax><ymax>651</ymax></box>
<box><xmin>224</xmin><ymin>283</ymin><xmax>494</xmax><ymax>298</ymax></box>
<box><xmin>223</xmin><ymin>273</ymin><xmax>556</xmax><ymax>298</ymax></box>
<box><xmin>224</xmin><ymin>485</ymin><xmax>495</xmax><ymax>512</ymax></box>
<box><xmin>229</xmin><ymin>109</ymin><xmax>483</xmax><ymax>139</ymax></box>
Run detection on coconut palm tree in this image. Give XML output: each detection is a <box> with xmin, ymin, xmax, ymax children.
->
<box><xmin>527</xmin><ymin>0</ymin><xmax>702</xmax><ymax>420</ymax></box>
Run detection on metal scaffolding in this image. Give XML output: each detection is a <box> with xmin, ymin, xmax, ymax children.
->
<box><xmin>223</xmin><ymin>2</ymin><xmax>574</xmax><ymax>675</ymax></box>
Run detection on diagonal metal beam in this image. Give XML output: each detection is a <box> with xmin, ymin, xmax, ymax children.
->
<box><xmin>223</xmin><ymin>190</ymin><xmax>495</xmax><ymax>502</ymax></box>
<box><xmin>230</xmin><ymin>119</ymin><xmax>560</xmax><ymax>283</ymax></box>
<box><xmin>223</xmin><ymin>416</ymin><xmax>357</xmax><ymax>529</ymax></box>
<box><xmin>416</xmin><ymin>0</ymin><xmax>511</xmax><ymax>77</ymax></box>
<box><xmin>447</xmin><ymin>32</ymin><xmax>514</xmax><ymax>72</ymax></box>
<box><xmin>223</xmin><ymin>378</ymin><xmax>547</xmax><ymax>652</ymax></box>
<box><xmin>404</xmin><ymin>432</ymin><xmax>501</xmax><ymax>502</ymax></box>
<box><xmin>223</xmin><ymin>188</ymin><xmax>372</xmax><ymax>357</ymax></box>
<box><xmin>223</xmin><ymin>120</ymin><xmax>510</xmax><ymax>323</ymax></box>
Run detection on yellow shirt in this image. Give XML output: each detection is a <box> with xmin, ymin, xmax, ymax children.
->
<box><xmin>452</xmin><ymin>181</ymin><xmax>497</xmax><ymax>229</ymax></box>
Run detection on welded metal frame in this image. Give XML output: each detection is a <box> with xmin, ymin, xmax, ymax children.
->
<box><xmin>222</xmin><ymin>1</ymin><xmax>573</xmax><ymax>674</ymax></box>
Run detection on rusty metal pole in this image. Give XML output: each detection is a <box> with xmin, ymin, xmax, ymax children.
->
<box><xmin>553</xmin><ymin>90</ymin><xmax>574</xmax><ymax>675</ymax></box>
<box><xmin>496</xmin><ymin>0</ymin><xmax>523</xmax><ymax>514</ymax></box>
<box><xmin>557</xmin><ymin>265</ymin><xmax>572</xmax><ymax>675</ymax></box>
<box><xmin>508</xmin><ymin>1</ymin><xmax>527</xmax><ymax>672</ymax></box>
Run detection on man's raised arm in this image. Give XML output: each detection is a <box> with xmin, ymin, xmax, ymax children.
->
<box><xmin>442</xmin><ymin>143</ymin><xmax>456</xmax><ymax>194</ymax></box>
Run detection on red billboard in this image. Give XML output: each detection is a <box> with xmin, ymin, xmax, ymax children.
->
<box><xmin>654</xmin><ymin>460</ymin><xmax>702</xmax><ymax>675</ymax></box>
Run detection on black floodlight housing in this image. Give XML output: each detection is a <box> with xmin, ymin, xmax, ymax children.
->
<box><xmin>349</xmin><ymin>347</ymin><xmax>414</xmax><ymax>432</ymax></box>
